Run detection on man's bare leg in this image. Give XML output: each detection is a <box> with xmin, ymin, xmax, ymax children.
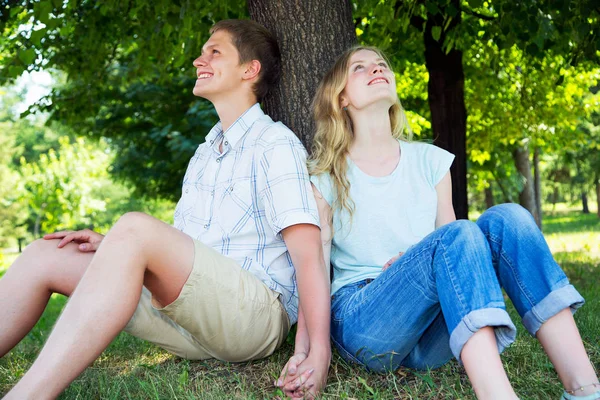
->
<box><xmin>0</xmin><ymin>240</ymin><xmax>92</xmax><ymax>357</ymax></box>
<box><xmin>5</xmin><ymin>212</ymin><xmax>195</xmax><ymax>399</ymax></box>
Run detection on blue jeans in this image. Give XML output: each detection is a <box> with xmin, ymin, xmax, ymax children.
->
<box><xmin>330</xmin><ymin>204</ymin><xmax>585</xmax><ymax>372</ymax></box>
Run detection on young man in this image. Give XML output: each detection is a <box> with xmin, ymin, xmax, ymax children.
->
<box><xmin>1</xmin><ymin>19</ymin><xmax>330</xmax><ymax>399</ymax></box>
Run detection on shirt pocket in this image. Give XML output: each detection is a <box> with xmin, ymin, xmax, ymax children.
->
<box><xmin>175</xmin><ymin>182</ymin><xmax>201</xmax><ymax>223</ymax></box>
<box><xmin>217</xmin><ymin>180</ymin><xmax>254</xmax><ymax>235</ymax></box>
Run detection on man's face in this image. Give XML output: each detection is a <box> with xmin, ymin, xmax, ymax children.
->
<box><xmin>192</xmin><ymin>30</ymin><xmax>246</xmax><ymax>101</ymax></box>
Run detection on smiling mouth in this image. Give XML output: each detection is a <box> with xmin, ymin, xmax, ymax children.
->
<box><xmin>197</xmin><ymin>72</ymin><xmax>213</xmax><ymax>79</ymax></box>
<box><xmin>368</xmin><ymin>77</ymin><xmax>389</xmax><ymax>85</ymax></box>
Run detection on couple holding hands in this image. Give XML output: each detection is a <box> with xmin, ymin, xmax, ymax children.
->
<box><xmin>1</xmin><ymin>19</ymin><xmax>598</xmax><ymax>400</ymax></box>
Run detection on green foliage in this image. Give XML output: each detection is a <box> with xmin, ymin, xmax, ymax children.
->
<box><xmin>19</xmin><ymin>136</ymin><xmax>113</xmax><ymax>234</ymax></box>
<box><xmin>1</xmin><ymin>0</ymin><xmax>599</xmax><ymax>206</ymax></box>
<box><xmin>464</xmin><ymin>38</ymin><xmax>600</xmax><ymax>207</ymax></box>
<box><xmin>1</xmin><ymin>0</ymin><xmax>246</xmax><ymax>199</ymax></box>
<box><xmin>0</xmin><ymin>127</ymin><xmax>27</xmax><ymax>247</ymax></box>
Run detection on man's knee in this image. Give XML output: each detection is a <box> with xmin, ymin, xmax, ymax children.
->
<box><xmin>21</xmin><ymin>239</ymin><xmax>63</xmax><ymax>268</ymax></box>
<box><xmin>10</xmin><ymin>239</ymin><xmax>75</xmax><ymax>282</ymax></box>
<box><xmin>112</xmin><ymin>212</ymin><xmax>155</xmax><ymax>236</ymax></box>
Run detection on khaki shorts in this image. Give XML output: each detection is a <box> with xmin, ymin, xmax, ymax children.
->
<box><xmin>124</xmin><ymin>239</ymin><xmax>290</xmax><ymax>362</ymax></box>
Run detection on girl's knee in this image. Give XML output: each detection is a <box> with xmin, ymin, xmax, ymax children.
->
<box><xmin>480</xmin><ymin>203</ymin><xmax>535</xmax><ymax>227</ymax></box>
<box><xmin>445</xmin><ymin>220</ymin><xmax>486</xmax><ymax>247</ymax></box>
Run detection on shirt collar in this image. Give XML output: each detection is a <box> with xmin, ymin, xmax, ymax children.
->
<box><xmin>205</xmin><ymin>103</ymin><xmax>264</xmax><ymax>148</ymax></box>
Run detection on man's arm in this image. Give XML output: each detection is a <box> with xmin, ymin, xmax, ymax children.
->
<box><xmin>278</xmin><ymin>186</ymin><xmax>332</xmax><ymax>398</ymax></box>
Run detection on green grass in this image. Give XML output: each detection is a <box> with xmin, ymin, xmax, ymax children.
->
<box><xmin>1</xmin><ymin>208</ymin><xmax>599</xmax><ymax>399</ymax></box>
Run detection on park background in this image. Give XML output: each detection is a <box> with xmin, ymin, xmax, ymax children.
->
<box><xmin>0</xmin><ymin>0</ymin><xmax>599</xmax><ymax>398</ymax></box>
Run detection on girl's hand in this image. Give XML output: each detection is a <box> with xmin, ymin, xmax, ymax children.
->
<box><xmin>382</xmin><ymin>252</ymin><xmax>404</xmax><ymax>271</ymax></box>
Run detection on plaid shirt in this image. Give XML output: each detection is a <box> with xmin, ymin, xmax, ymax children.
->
<box><xmin>173</xmin><ymin>104</ymin><xmax>319</xmax><ymax>324</ymax></box>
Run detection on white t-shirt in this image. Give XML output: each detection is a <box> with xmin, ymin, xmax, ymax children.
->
<box><xmin>310</xmin><ymin>140</ymin><xmax>454</xmax><ymax>295</ymax></box>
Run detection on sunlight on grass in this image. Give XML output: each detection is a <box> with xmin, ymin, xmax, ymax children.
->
<box><xmin>546</xmin><ymin>231</ymin><xmax>600</xmax><ymax>257</ymax></box>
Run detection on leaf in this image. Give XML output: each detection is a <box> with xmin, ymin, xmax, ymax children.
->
<box><xmin>425</xmin><ymin>2</ymin><xmax>440</xmax><ymax>15</ymax></box>
<box><xmin>162</xmin><ymin>23</ymin><xmax>173</xmax><ymax>38</ymax></box>
<box><xmin>431</xmin><ymin>26</ymin><xmax>442</xmax><ymax>42</ymax></box>
<box><xmin>30</xmin><ymin>29</ymin><xmax>47</xmax><ymax>46</ymax></box>
<box><xmin>8</xmin><ymin>66</ymin><xmax>24</xmax><ymax>78</ymax></box>
<box><xmin>358</xmin><ymin>377</ymin><xmax>375</xmax><ymax>396</ymax></box>
<box><xmin>468</xmin><ymin>0</ymin><xmax>483</xmax><ymax>8</ymax></box>
<box><xmin>34</xmin><ymin>0</ymin><xmax>53</xmax><ymax>24</ymax></box>
<box><xmin>18</xmin><ymin>49</ymin><xmax>36</xmax><ymax>66</ymax></box>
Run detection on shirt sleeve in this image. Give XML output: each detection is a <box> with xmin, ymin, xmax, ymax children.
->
<box><xmin>424</xmin><ymin>144</ymin><xmax>455</xmax><ymax>187</ymax></box>
<box><xmin>260</xmin><ymin>130</ymin><xmax>320</xmax><ymax>235</ymax></box>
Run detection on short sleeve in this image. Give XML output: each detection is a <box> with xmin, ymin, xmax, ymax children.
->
<box><xmin>260</xmin><ymin>131</ymin><xmax>320</xmax><ymax>235</ymax></box>
<box><xmin>424</xmin><ymin>144</ymin><xmax>455</xmax><ymax>187</ymax></box>
<box><xmin>309</xmin><ymin>173</ymin><xmax>335</xmax><ymax>206</ymax></box>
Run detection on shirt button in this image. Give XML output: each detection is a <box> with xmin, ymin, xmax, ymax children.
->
<box><xmin>216</xmin><ymin>158</ymin><xmax>221</xmax><ymax>163</ymax></box>
<box><xmin>185</xmin><ymin>189</ymin><xmax>189</xmax><ymax>193</ymax></box>
<box><xmin>203</xmin><ymin>224</ymin><xmax>209</xmax><ymax>229</ymax></box>
<box><xmin>224</xmin><ymin>141</ymin><xmax>229</xmax><ymax>146</ymax></box>
<box><xmin>210</xmin><ymin>191</ymin><xmax>215</xmax><ymax>196</ymax></box>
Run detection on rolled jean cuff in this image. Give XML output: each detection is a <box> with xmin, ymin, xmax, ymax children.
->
<box><xmin>449</xmin><ymin>307</ymin><xmax>517</xmax><ymax>365</ymax></box>
<box><xmin>522</xmin><ymin>283</ymin><xmax>585</xmax><ymax>337</ymax></box>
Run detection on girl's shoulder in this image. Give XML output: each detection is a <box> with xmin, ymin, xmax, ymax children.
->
<box><xmin>309</xmin><ymin>172</ymin><xmax>335</xmax><ymax>205</ymax></box>
<box><xmin>401</xmin><ymin>140</ymin><xmax>454</xmax><ymax>161</ymax></box>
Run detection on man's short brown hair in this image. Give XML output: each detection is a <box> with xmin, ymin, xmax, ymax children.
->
<box><xmin>210</xmin><ymin>19</ymin><xmax>281</xmax><ymax>102</ymax></box>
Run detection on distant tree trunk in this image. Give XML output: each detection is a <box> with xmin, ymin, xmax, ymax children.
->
<box><xmin>248</xmin><ymin>0</ymin><xmax>356</xmax><ymax>148</ymax></box>
<box><xmin>533</xmin><ymin>147</ymin><xmax>542</xmax><ymax>229</ymax></box>
<box><xmin>513</xmin><ymin>146</ymin><xmax>539</xmax><ymax>225</ymax></box>
<box><xmin>424</xmin><ymin>0</ymin><xmax>468</xmax><ymax>220</ymax></box>
<box><xmin>582</xmin><ymin>192</ymin><xmax>590</xmax><ymax>214</ymax></box>
<box><xmin>484</xmin><ymin>185</ymin><xmax>494</xmax><ymax>209</ymax></box>
<box><xmin>596</xmin><ymin>179</ymin><xmax>600</xmax><ymax>218</ymax></box>
<box><xmin>552</xmin><ymin>187</ymin><xmax>559</xmax><ymax>209</ymax></box>
<box><xmin>33</xmin><ymin>202</ymin><xmax>47</xmax><ymax>238</ymax></box>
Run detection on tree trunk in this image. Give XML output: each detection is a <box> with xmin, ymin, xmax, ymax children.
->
<box><xmin>484</xmin><ymin>185</ymin><xmax>494</xmax><ymax>209</ymax></box>
<box><xmin>533</xmin><ymin>147</ymin><xmax>542</xmax><ymax>229</ymax></box>
<box><xmin>424</xmin><ymin>0</ymin><xmax>468</xmax><ymax>220</ymax></box>
<box><xmin>596</xmin><ymin>179</ymin><xmax>600</xmax><ymax>218</ymax></box>
<box><xmin>582</xmin><ymin>192</ymin><xmax>590</xmax><ymax>214</ymax></box>
<box><xmin>248</xmin><ymin>0</ymin><xmax>356</xmax><ymax>148</ymax></box>
<box><xmin>552</xmin><ymin>187</ymin><xmax>559</xmax><ymax>208</ymax></box>
<box><xmin>513</xmin><ymin>146</ymin><xmax>538</xmax><ymax>224</ymax></box>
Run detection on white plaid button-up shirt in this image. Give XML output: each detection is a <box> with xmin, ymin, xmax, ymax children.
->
<box><xmin>173</xmin><ymin>104</ymin><xmax>319</xmax><ymax>324</ymax></box>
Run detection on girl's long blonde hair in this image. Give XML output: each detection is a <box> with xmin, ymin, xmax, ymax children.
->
<box><xmin>309</xmin><ymin>46</ymin><xmax>413</xmax><ymax>219</ymax></box>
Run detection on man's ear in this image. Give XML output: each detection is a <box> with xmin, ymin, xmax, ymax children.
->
<box><xmin>243</xmin><ymin>60</ymin><xmax>261</xmax><ymax>81</ymax></box>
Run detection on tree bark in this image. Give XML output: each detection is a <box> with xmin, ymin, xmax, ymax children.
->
<box><xmin>424</xmin><ymin>0</ymin><xmax>468</xmax><ymax>220</ymax></box>
<box><xmin>533</xmin><ymin>147</ymin><xmax>542</xmax><ymax>228</ymax></box>
<box><xmin>513</xmin><ymin>146</ymin><xmax>538</xmax><ymax>225</ymax></box>
<box><xmin>248</xmin><ymin>0</ymin><xmax>356</xmax><ymax>148</ymax></box>
<box><xmin>582</xmin><ymin>192</ymin><xmax>590</xmax><ymax>214</ymax></box>
<box><xmin>484</xmin><ymin>185</ymin><xmax>494</xmax><ymax>209</ymax></box>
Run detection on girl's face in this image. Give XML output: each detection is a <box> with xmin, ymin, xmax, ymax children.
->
<box><xmin>340</xmin><ymin>49</ymin><xmax>397</xmax><ymax>112</ymax></box>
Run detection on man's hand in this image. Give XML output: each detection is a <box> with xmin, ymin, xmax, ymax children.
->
<box><xmin>43</xmin><ymin>229</ymin><xmax>105</xmax><ymax>252</ymax></box>
<box><xmin>382</xmin><ymin>251</ymin><xmax>404</xmax><ymax>271</ymax></box>
<box><xmin>276</xmin><ymin>351</ymin><xmax>307</xmax><ymax>387</ymax></box>
<box><xmin>277</xmin><ymin>350</ymin><xmax>330</xmax><ymax>399</ymax></box>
